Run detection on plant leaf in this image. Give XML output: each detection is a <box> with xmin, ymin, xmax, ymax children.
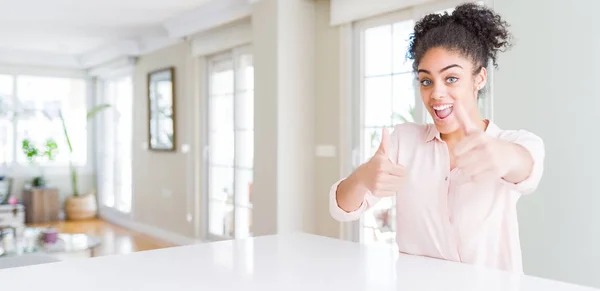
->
<box><xmin>59</xmin><ymin>110</ymin><xmax>73</xmax><ymax>154</ymax></box>
<box><xmin>61</xmin><ymin>103</ymin><xmax>110</xmax><ymax>196</ymax></box>
<box><xmin>86</xmin><ymin>104</ymin><xmax>111</xmax><ymax>120</ymax></box>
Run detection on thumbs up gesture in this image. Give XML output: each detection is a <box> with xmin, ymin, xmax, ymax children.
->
<box><xmin>355</xmin><ymin>128</ymin><xmax>407</xmax><ymax>197</ymax></box>
<box><xmin>453</xmin><ymin>102</ymin><xmax>516</xmax><ymax>182</ymax></box>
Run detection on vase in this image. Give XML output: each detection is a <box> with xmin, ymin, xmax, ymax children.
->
<box><xmin>65</xmin><ymin>192</ymin><xmax>97</xmax><ymax>220</ymax></box>
<box><xmin>41</xmin><ymin>228</ymin><xmax>58</xmax><ymax>244</ymax></box>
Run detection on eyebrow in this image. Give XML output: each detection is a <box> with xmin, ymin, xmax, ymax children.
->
<box><xmin>417</xmin><ymin>64</ymin><xmax>463</xmax><ymax>74</ymax></box>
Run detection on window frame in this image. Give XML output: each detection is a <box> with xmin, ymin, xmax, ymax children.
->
<box><xmin>347</xmin><ymin>0</ymin><xmax>494</xmax><ymax>244</ymax></box>
<box><xmin>204</xmin><ymin>44</ymin><xmax>254</xmax><ymax>242</ymax></box>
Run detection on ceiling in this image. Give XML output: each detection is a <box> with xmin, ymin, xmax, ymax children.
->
<box><xmin>0</xmin><ymin>0</ymin><xmax>240</xmax><ymax>69</ymax></box>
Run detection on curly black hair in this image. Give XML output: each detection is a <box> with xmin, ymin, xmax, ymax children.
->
<box><xmin>407</xmin><ymin>3</ymin><xmax>512</xmax><ymax>74</ymax></box>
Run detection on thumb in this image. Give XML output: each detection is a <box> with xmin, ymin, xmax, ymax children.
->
<box><xmin>376</xmin><ymin>128</ymin><xmax>391</xmax><ymax>156</ymax></box>
<box><xmin>454</xmin><ymin>102</ymin><xmax>480</xmax><ymax>135</ymax></box>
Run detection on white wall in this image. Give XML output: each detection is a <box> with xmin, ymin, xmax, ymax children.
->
<box><xmin>276</xmin><ymin>0</ymin><xmax>316</xmax><ymax>234</ymax></box>
<box><xmin>494</xmin><ymin>0</ymin><xmax>600</xmax><ymax>288</ymax></box>
<box><xmin>252</xmin><ymin>0</ymin><xmax>317</xmax><ymax>236</ymax></box>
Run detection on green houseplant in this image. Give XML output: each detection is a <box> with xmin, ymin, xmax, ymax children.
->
<box><xmin>21</xmin><ymin>138</ymin><xmax>58</xmax><ymax>188</ymax></box>
<box><xmin>60</xmin><ymin>104</ymin><xmax>110</xmax><ymax>220</ymax></box>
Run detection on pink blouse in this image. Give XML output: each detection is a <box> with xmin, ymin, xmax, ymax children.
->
<box><xmin>329</xmin><ymin>122</ymin><xmax>545</xmax><ymax>273</ymax></box>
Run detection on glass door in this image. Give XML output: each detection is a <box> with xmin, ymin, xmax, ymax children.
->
<box><xmin>206</xmin><ymin>45</ymin><xmax>254</xmax><ymax>240</ymax></box>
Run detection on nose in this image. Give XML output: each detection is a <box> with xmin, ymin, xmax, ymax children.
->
<box><xmin>431</xmin><ymin>84</ymin><xmax>447</xmax><ymax>100</ymax></box>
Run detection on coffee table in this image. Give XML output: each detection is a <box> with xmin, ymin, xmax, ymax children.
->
<box><xmin>1</xmin><ymin>227</ymin><xmax>101</xmax><ymax>259</ymax></box>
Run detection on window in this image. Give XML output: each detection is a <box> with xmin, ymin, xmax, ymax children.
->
<box><xmin>352</xmin><ymin>1</ymin><xmax>491</xmax><ymax>245</ymax></box>
<box><xmin>355</xmin><ymin>14</ymin><xmax>417</xmax><ymax>245</ymax></box>
<box><xmin>0</xmin><ymin>74</ymin><xmax>88</xmax><ymax>168</ymax></box>
<box><xmin>97</xmin><ymin>76</ymin><xmax>133</xmax><ymax>214</ymax></box>
<box><xmin>0</xmin><ymin>75</ymin><xmax>14</xmax><ymax>166</ymax></box>
<box><xmin>206</xmin><ymin>45</ymin><xmax>254</xmax><ymax>240</ymax></box>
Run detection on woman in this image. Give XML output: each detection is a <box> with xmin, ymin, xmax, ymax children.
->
<box><xmin>329</xmin><ymin>3</ymin><xmax>544</xmax><ymax>273</ymax></box>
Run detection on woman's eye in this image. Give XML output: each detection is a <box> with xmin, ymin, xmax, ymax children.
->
<box><xmin>420</xmin><ymin>79</ymin><xmax>432</xmax><ymax>86</ymax></box>
<box><xmin>446</xmin><ymin>77</ymin><xmax>458</xmax><ymax>83</ymax></box>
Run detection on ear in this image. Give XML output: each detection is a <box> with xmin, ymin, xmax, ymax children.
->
<box><xmin>475</xmin><ymin>66</ymin><xmax>487</xmax><ymax>91</ymax></box>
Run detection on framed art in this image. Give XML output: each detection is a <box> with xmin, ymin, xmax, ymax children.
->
<box><xmin>147</xmin><ymin>67</ymin><xmax>176</xmax><ymax>151</ymax></box>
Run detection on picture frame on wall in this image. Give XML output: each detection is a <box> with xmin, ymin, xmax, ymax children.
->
<box><xmin>147</xmin><ymin>67</ymin><xmax>176</xmax><ymax>152</ymax></box>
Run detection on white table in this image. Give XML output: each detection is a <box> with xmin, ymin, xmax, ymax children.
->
<box><xmin>0</xmin><ymin>233</ymin><xmax>597</xmax><ymax>291</ymax></box>
<box><xmin>0</xmin><ymin>253</ymin><xmax>60</xmax><ymax>269</ymax></box>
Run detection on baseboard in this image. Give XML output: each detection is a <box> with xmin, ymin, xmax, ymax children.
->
<box><xmin>99</xmin><ymin>208</ymin><xmax>202</xmax><ymax>246</ymax></box>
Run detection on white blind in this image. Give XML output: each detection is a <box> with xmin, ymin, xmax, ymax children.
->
<box><xmin>96</xmin><ymin>76</ymin><xmax>133</xmax><ymax>213</ymax></box>
<box><xmin>190</xmin><ymin>19</ymin><xmax>252</xmax><ymax>57</ymax></box>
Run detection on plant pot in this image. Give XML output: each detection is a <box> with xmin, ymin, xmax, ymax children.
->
<box><xmin>41</xmin><ymin>228</ymin><xmax>59</xmax><ymax>243</ymax></box>
<box><xmin>65</xmin><ymin>192</ymin><xmax>97</xmax><ymax>220</ymax></box>
<box><xmin>31</xmin><ymin>176</ymin><xmax>47</xmax><ymax>188</ymax></box>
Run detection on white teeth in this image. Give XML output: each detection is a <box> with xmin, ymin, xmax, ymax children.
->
<box><xmin>433</xmin><ymin>104</ymin><xmax>453</xmax><ymax>111</ymax></box>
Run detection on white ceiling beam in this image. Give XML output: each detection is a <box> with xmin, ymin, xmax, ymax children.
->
<box><xmin>0</xmin><ymin>23</ymin><xmax>166</xmax><ymax>39</ymax></box>
<box><xmin>138</xmin><ymin>37</ymin><xmax>183</xmax><ymax>55</ymax></box>
<box><xmin>162</xmin><ymin>0</ymin><xmax>252</xmax><ymax>39</ymax></box>
<box><xmin>0</xmin><ymin>48</ymin><xmax>81</xmax><ymax>69</ymax></box>
<box><xmin>77</xmin><ymin>40</ymin><xmax>140</xmax><ymax>69</ymax></box>
<box><xmin>87</xmin><ymin>56</ymin><xmax>136</xmax><ymax>78</ymax></box>
<box><xmin>77</xmin><ymin>35</ymin><xmax>181</xmax><ymax>69</ymax></box>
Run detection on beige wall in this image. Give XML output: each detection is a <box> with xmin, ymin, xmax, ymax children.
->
<box><xmin>250</xmin><ymin>0</ymin><xmax>279</xmax><ymax>236</ymax></box>
<box><xmin>314</xmin><ymin>0</ymin><xmax>342</xmax><ymax>238</ymax></box>
<box><xmin>132</xmin><ymin>43</ymin><xmax>196</xmax><ymax>238</ymax></box>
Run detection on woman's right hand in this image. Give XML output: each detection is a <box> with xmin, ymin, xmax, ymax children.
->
<box><xmin>335</xmin><ymin>128</ymin><xmax>406</xmax><ymax>213</ymax></box>
<box><xmin>353</xmin><ymin>128</ymin><xmax>406</xmax><ymax>197</ymax></box>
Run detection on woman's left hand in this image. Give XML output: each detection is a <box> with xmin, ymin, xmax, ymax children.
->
<box><xmin>453</xmin><ymin>104</ymin><xmax>518</xmax><ymax>183</ymax></box>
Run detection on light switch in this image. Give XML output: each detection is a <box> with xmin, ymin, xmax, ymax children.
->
<box><xmin>141</xmin><ymin>142</ymin><xmax>148</xmax><ymax>150</ymax></box>
<box><xmin>161</xmin><ymin>189</ymin><xmax>173</xmax><ymax>198</ymax></box>
<box><xmin>181</xmin><ymin>144</ymin><xmax>190</xmax><ymax>153</ymax></box>
<box><xmin>315</xmin><ymin>145</ymin><xmax>336</xmax><ymax>158</ymax></box>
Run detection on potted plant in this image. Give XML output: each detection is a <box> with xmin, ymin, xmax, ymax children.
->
<box><xmin>60</xmin><ymin>104</ymin><xmax>110</xmax><ymax>220</ymax></box>
<box><xmin>21</xmin><ymin>138</ymin><xmax>58</xmax><ymax>188</ymax></box>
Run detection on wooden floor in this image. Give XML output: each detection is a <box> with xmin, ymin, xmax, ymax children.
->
<box><xmin>28</xmin><ymin>218</ymin><xmax>176</xmax><ymax>257</ymax></box>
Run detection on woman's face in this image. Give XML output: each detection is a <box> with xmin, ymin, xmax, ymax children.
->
<box><xmin>417</xmin><ymin>47</ymin><xmax>486</xmax><ymax>134</ymax></box>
